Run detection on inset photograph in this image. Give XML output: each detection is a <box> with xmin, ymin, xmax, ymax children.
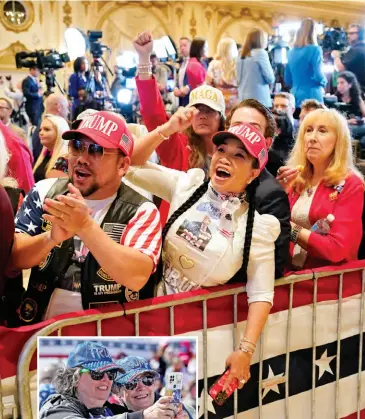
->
<box><xmin>38</xmin><ymin>337</ymin><xmax>197</xmax><ymax>419</ymax></box>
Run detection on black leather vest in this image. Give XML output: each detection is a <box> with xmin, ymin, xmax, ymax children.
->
<box><xmin>18</xmin><ymin>178</ymin><xmax>156</xmax><ymax>324</ymax></box>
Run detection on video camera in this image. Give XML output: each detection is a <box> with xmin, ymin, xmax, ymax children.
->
<box><xmin>88</xmin><ymin>30</ymin><xmax>110</xmax><ymax>59</ymax></box>
<box><xmin>318</xmin><ymin>27</ymin><xmax>348</xmax><ymax>53</ymax></box>
<box><xmin>15</xmin><ymin>49</ymin><xmax>70</xmax><ymax>71</ymax></box>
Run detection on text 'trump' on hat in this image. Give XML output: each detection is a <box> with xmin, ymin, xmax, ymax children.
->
<box><xmin>63</xmin><ymin>111</ymin><xmax>134</xmax><ymax>157</ymax></box>
<box><xmin>212</xmin><ymin>123</ymin><xmax>268</xmax><ymax>172</ymax></box>
<box><xmin>67</xmin><ymin>342</ymin><xmax>124</xmax><ymax>373</ymax></box>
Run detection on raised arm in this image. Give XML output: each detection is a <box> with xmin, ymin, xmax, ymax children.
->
<box><xmin>131</xmin><ymin>106</ymin><xmax>198</xmax><ymax>167</ymax></box>
<box><xmin>133</xmin><ymin>31</ymin><xmax>169</xmax><ymax>131</ymax></box>
<box><xmin>133</xmin><ymin>31</ymin><xmax>195</xmax><ymax>170</ymax></box>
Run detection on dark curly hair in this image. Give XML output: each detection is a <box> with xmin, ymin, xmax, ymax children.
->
<box><xmin>337</xmin><ymin>71</ymin><xmax>363</xmax><ymax>108</ymax></box>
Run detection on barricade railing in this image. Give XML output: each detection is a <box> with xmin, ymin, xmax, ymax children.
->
<box><xmin>13</xmin><ymin>264</ymin><xmax>365</xmax><ymax>419</ymax></box>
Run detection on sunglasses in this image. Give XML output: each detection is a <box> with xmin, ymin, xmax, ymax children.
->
<box><xmin>68</xmin><ymin>139</ymin><xmax>123</xmax><ymax>159</ymax></box>
<box><xmin>124</xmin><ymin>375</ymin><xmax>155</xmax><ymax>391</ymax></box>
<box><xmin>80</xmin><ymin>368</ymin><xmax>117</xmax><ymax>381</ymax></box>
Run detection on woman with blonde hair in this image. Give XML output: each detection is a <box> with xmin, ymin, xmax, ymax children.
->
<box><xmin>236</xmin><ymin>28</ymin><xmax>275</xmax><ymax>107</ymax></box>
<box><xmin>33</xmin><ymin>114</ymin><xmax>70</xmax><ymax>182</ymax></box>
<box><xmin>277</xmin><ymin>108</ymin><xmax>364</xmax><ymax>270</ymax></box>
<box><xmin>205</xmin><ymin>37</ymin><xmax>239</xmax><ymax>114</ymax></box>
<box><xmin>285</xmin><ymin>18</ymin><xmax>327</xmax><ymax>108</ymax></box>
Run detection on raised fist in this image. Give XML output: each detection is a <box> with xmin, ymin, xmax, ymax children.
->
<box><xmin>133</xmin><ymin>30</ymin><xmax>153</xmax><ymax>62</ymax></box>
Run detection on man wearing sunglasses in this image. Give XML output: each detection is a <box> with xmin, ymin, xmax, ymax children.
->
<box><xmin>110</xmin><ymin>356</ymin><xmax>194</xmax><ymax>419</ymax></box>
<box><xmin>332</xmin><ymin>24</ymin><xmax>365</xmax><ymax>93</ymax></box>
<box><xmin>11</xmin><ymin>111</ymin><xmax>162</xmax><ymax>324</ymax></box>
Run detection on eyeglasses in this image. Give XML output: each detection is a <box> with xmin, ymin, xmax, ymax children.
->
<box><xmin>347</xmin><ymin>31</ymin><xmax>359</xmax><ymax>35</ymax></box>
<box><xmin>68</xmin><ymin>139</ymin><xmax>123</xmax><ymax>159</ymax></box>
<box><xmin>79</xmin><ymin>368</ymin><xmax>117</xmax><ymax>381</ymax></box>
<box><xmin>124</xmin><ymin>376</ymin><xmax>155</xmax><ymax>391</ymax></box>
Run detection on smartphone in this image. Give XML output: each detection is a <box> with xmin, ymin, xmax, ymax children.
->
<box><xmin>166</xmin><ymin>372</ymin><xmax>183</xmax><ymax>410</ymax></box>
<box><xmin>208</xmin><ymin>368</ymin><xmax>239</xmax><ymax>405</ymax></box>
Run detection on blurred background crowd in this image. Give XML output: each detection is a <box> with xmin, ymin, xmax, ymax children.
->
<box><xmin>38</xmin><ymin>338</ymin><xmax>197</xmax><ymax>411</ymax></box>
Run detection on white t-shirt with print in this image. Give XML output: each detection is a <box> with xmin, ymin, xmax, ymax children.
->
<box><xmin>126</xmin><ymin>162</ymin><xmax>280</xmax><ymax>305</ymax></box>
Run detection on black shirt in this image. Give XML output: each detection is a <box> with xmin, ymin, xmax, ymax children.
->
<box><xmin>342</xmin><ymin>42</ymin><xmax>365</xmax><ymax>91</ymax></box>
<box><xmin>34</xmin><ymin>152</ymin><xmax>51</xmax><ymax>183</ymax></box>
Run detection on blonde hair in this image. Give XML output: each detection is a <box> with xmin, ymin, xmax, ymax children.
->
<box><xmin>241</xmin><ymin>28</ymin><xmax>266</xmax><ymax>58</ymax></box>
<box><xmin>33</xmin><ymin>115</ymin><xmax>70</xmax><ymax>178</ymax></box>
<box><xmin>0</xmin><ymin>126</ymin><xmax>18</xmax><ymax>188</ymax></box>
<box><xmin>286</xmin><ymin>108</ymin><xmax>364</xmax><ymax>194</ymax></box>
<box><xmin>215</xmin><ymin>37</ymin><xmax>238</xmax><ymax>84</ymax></box>
<box><xmin>294</xmin><ymin>18</ymin><xmax>317</xmax><ymax>47</ymax></box>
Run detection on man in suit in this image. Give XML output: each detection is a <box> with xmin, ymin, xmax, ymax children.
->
<box><xmin>0</xmin><ymin>97</ymin><xmax>27</xmax><ymax>143</ymax></box>
<box><xmin>22</xmin><ymin>65</ymin><xmax>43</xmax><ymax>126</ymax></box>
<box><xmin>174</xmin><ymin>37</ymin><xmax>191</xmax><ymax>107</ymax></box>
<box><xmin>227</xmin><ymin>99</ymin><xmax>291</xmax><ymax>279</ymax></box>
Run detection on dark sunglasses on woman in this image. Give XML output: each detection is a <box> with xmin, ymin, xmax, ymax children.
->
<box><xmin>79</xmin><ymin>368</ymin><xmax>117</xmax><ymax>381</ymax></box>
<box><xmin>68</xmin><ymin>139</ymin><xmax>123</xmax><ymax>159</ymax></box>
<box><xmin>123</xmin><ymin>375</ymin><xmax>155</xmax><ymax>391</ymax></box>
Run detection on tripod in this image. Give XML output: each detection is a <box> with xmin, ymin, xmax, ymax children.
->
<box><xmin>43</xmin><ymin>69</ymin><xmax>66</xmax><ymax>96</ymax></box>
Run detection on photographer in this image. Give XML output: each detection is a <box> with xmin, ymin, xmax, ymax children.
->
<box><xmin>331</xmin><ymin>24</ymin><xmax>365</xmax><ymax>93</ymax></box>
<box><xmin>111</xmin><ymin>356</ymin><xmax>194</xmax><ymax>419</ymax></box>
<box><xmin>68</xmin><ymin>57</ymin><xmax>90</xmax><ymax>119</ymax></box>
<box><xmin>22</xmin><ymin>65</ymin><xmax>43</xmax><ymax>126</ymax></box>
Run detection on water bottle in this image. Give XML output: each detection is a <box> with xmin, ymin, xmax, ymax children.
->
<box><xmin>311</xmin><ymin>214</ymin><xmax>335</xmax><ymax>236</ymax></box>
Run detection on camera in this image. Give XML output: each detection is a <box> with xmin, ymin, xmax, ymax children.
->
<box><xmin>88</xmin><ymin>30</ymin><xmax>110</xmax><ymax>59</ymax></box>
<box><xmin>319</xmin><ymin>27</ymin><xmax>348</xmax><ymax>53</ymax></box>
<box><xmin>15</xmin><ymin>49</ymin><xmax>70</xmax><ymax>71</ymax></box>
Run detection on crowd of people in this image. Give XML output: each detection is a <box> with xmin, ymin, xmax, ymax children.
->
<box><xmin>39</xmin><ymin>340</ymin><xmax>196</xmax><ymax>418</ymax></box>
<box><xmin>1</xmin><ymin>17</ymin><xmax>365</xmax><ymax>397</ymax></box>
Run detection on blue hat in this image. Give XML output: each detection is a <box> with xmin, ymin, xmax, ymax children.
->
<box><xmin>115</xmin><ymin>356</ymin><xmax>159</xmax><ymax>386</ymax></box>
<box><xmin>67</xmin><ymin>342</ymin><xmax>124</xmax><ymax>373</ymax></box>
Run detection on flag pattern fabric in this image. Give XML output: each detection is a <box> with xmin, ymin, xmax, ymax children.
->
<box><xmin>1</xmin><ymin>261</ymin><xmax>365</xmax><ymax>419</ymax></box>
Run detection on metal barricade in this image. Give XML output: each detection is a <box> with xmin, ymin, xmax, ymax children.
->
<box><xmin>13</xmin><ymin>265</ymin><xmax>365</xmax><ymax>419</ymax></box>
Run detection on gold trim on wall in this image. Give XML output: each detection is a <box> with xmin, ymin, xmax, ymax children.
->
<box><xmin>0</xmin><ymin>1</ymin><xmax>35</xmax><ymax>33</ymax></box>
<box><xmin>0</xmin><ymin>41</ymin><xmax>29</xmax><ymax>68</ymax></box>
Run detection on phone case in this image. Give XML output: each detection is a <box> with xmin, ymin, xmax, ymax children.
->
<box><xmin>208</xmin><ymin>369</ymin><xmax>239</xmax><ymax>405</ymax></box>
<box><xmin>166</xmin><ymin>372</ymin><xmax>183</xmax><ymax>409</ymax></box>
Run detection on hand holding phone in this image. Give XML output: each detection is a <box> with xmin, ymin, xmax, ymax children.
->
<box><xmin>208</xmin><ymin>368</ymin><xmax>239</xmax><ymax>405</ymax></box>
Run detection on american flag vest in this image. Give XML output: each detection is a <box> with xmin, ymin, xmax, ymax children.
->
<box><xmin>18</xmin><ymin>178</ymin><xmax>156</xmax><ymax>325</ymax></box>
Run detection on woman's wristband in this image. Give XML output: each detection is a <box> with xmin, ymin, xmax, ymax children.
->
<box><xmin>290</xmin><ymin>224</ymin><xmax>303</xmax><ymax>244</ymax></box>
<box><xmin>156</xmin><ymin>125</ymin><xmax>170</xmax><ymax>141</ymax></box>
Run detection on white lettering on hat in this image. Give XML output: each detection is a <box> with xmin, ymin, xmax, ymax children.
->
<box><xmin>229</xmin><ymin>125</ymin><xmax>262</xmax><ymax>144</ymax></box>
<box><xmin>79</xmin><ymin>115</ymin><xmax>119</xmax><ymax>137</ymax></box>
